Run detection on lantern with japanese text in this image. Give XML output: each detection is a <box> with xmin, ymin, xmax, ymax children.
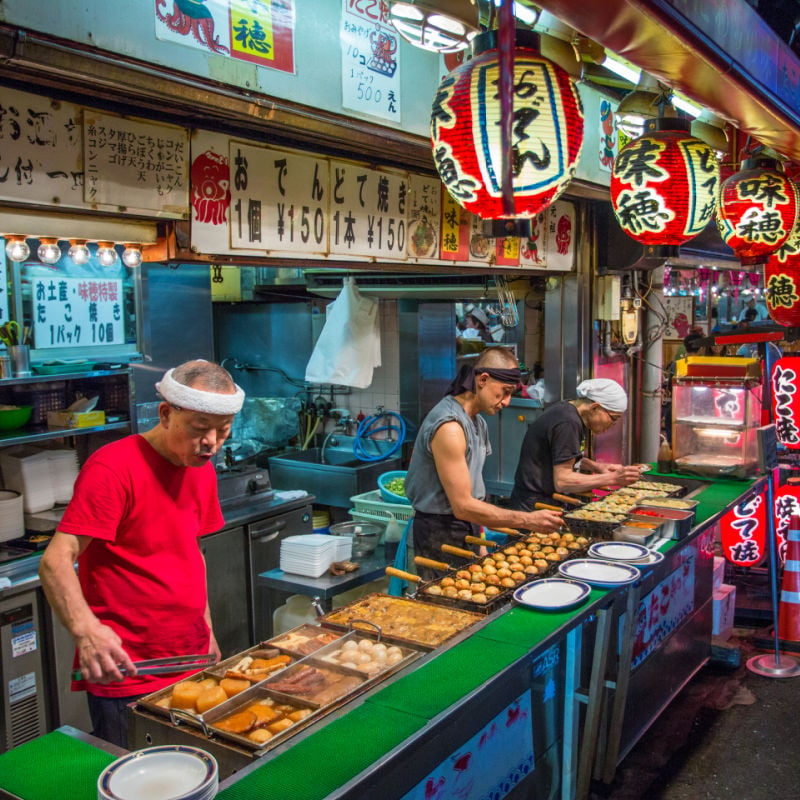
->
<box><xmin>765</xmin><ymin>220</ymin><xmax>800</xmax><ymax>326</ymax></box>
<box><xmin>771</xmin><ymin>356</ymin><xmax>800</xmax><ymax>449</ymax></box>
<box><xmin>715</xmin><ymin>157</ymin><xmax>798</xmax><ymax>265</ymax></box>
<box><xmin>610</xmin><ymin>117</ymin><xmax>719</xmax><ymax>247</ymax></box>
<box><xmin>430</xmin><ymin>30</ymin><xmax>584</xmax><ymax>229</ymax></box>
<box><xmin>719</xmin><ymin>490</ymin><xmax>767</xmax><ymax>567</ymax></box>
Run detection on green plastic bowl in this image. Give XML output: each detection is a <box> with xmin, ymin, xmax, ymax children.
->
<box><xmin>378</xmin><ymin>470</ymin><xmax>411</xmax><ymax>505</ymax></box>
<box><xmin>0</xmin><ymin>405</ymin><xmax>32</xmax><ymax>431</ymax></box>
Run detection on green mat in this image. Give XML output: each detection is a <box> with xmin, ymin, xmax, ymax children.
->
<box><xmin>364</xmin><ymin>635</ymin><xmax>528</xmax><ymax>719</ymax></box>
<box><xmin>692</xmin><ymin>478</ymin><xmax>755</xmax><ymax>524</ymax></box>
<box><xmin>0</xmin><ymin>730</ymin><xmax>116</xmax><ymax>799</ymax></box>
<box><xmin>216</xmin><ymin>704</ymin><xmax>426</xmax><ymax>800</ymax></box>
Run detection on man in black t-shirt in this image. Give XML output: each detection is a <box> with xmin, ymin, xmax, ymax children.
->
<box><xmin>510</xmin><ymin>379</ymin><xmax>642</xmax><ymax>511</ymax></box>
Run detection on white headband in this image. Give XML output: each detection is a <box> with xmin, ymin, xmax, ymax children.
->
<box><xmin>156</xmin><ymin>368</ymin><xmax>245</xmax><ymax>415</ymax></box>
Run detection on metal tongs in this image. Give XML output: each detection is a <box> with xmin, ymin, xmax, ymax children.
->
<box><xmin>72</xmin><ymin>653</ymin><xmax>216</xmax><ymax>680</ymax></box>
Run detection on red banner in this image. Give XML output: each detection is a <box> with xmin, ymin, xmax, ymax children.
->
<box><xmin>720</xmin><ymin>489</ymin><xmax>767</xmax><ymax>566</ymax></box>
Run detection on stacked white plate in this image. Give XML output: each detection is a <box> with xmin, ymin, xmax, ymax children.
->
<box><xmin>280</xmin><ymin>533</ymin><xmax>339</xmax><ymax>578</ymax></box>
<box><xmin>0</xmin><ymin>490</ymin><xmax>24</xmax><ymax>543</ymax></box>
<box><xmin>47</xmin><ymin>448</ymin><xmax>80</xmax><ymax>505</ymax></box>
<box><xmin>97</xmin><ymin>745</ymin><xmax>218</xmax><ymax>800</ymax></box>
<box><xmin>0</xmin><ymin>446</ymin><xmax>55</xmax><ymax>513</ymax></box>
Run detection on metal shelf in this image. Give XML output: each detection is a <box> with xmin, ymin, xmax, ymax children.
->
<box><xmin>0</xmin><ymin>367</ymin><xmax>131</xmax><ymax>387</ymax></box>
<box><xmin>0</xmin><ymin>420</ymin><xmax>131</xmax><ymax>447</ymax></box>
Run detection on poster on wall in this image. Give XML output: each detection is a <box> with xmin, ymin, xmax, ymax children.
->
<box><xmin>31</xmin><ymin>277</ymin><xmax>124</xmax><ymax>349</ymax></box>
<box><xmin>83</xmin><ymin>111</ymin><xmax>189</xmax><ymax>217</ymax></box>
<box><xmin>340</xmin><ymin>0</ymin><xmax>401</xmax><ymax>123</ymax></box>
<box><xmin>154</xmin><ymin>0</ymin><xmax>295</xmax><ymax>73</ymax></box>
<box><xmin>407</xmin><ymin>175</ymin><xmax>441</xmax><ymax>260</ymax></box>
<box><xmin>598</xmin><ymin>98</ymin><xmax>621</xmax><ymax>173</ymax></box>
<box><xmin>661</xmin><ymin>295</ymin><xmax>695</xmax><ymax>339</ymax></box>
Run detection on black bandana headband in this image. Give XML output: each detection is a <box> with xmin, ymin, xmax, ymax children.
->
<box><xmin>445</xmin><ymin>364</ymin><xmax>522</xmax><ymax>396</ymax></box>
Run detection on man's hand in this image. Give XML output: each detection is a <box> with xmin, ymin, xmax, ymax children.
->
<box><xmin>523</xmin><ymin>508</ymin><xmax>564</xmax><ymax>533</ymax></box>
<box><xmin>612</xmin><ymin>465</ymin><xmax>644</xmax><ymax>487</ymax></box>
<box><xmin>75</xmin><ymin>622</ymin><xmax>137</xmax><ymax>684</ymax></box>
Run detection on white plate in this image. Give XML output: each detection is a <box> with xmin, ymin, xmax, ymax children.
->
<box><xmin>634</xmin><ymin>463</ymin><xmax>652</xmax><ymax>473</ymax></box>
<box><xmin>558</xmin><ymin>558</ymin><xmax>640</xmax><ymax>587</ymax></box>
<box><xmin>638</xmin><ymin>550</ymin><xmax>665</xmax><ymax>567</ymax></box>
<box><xmin>588</xmin><ymin>541</ymin><xmax>650</xmax><ymax>563</ymax></box>
<box><xmin>513</xmin><ymin>578</ymin><xmax>592</xmax><ymax>611</ymax></box>
<box><xmin>98</xmin><ymin>745</ymin><xmax>217</xmax><ymax>800</ymax></box>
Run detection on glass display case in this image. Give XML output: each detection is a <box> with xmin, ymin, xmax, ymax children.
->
<box><xmin>671</xmin><ymin>357</ymin><xmax>762</xmax><ymax>479</ymax></box>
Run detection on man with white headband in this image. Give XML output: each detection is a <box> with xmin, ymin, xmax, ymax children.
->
<box><xmin>406</xmin><ymin>347</ymin><xmax>563</xmax><ymax>577</ymax></box>
<box><xmin>39</xmin><ymin>360</ymin><xmax>244</xmax><ymax>748</ymax></box>
<box><xmin>510</xmin><ymin>378</ymin><xmax>642</xmax><ymax>511</ymax></box>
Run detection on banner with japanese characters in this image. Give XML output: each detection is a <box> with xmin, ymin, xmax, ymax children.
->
<box><xmin>340</xmin><ymin>0</ymin><xmax>401</xmax><ymax>123</ymax></box>
<box><xmin>155</xmin><ymin>0</ymin><xmax>295</xmax><ymax>73</ymax></box>
<box><xmin>32</xmin><ymin>276</ymin><xmax>124</xmax><ymax>350</ymax></box>
<box><xmin>83</xmin><ymin>111</ymin><xmax>189</xmax><ymax>217</ymax></box>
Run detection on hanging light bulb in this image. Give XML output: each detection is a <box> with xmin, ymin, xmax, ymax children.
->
<box><xmin>121</xmin><ymin>243</ymin><xmax>143</xmax><ymax>268</ymax></box>
<box><xmin>4</xmin><ymin>235</ymin><xmax>30</xmax><ymax>262</ymax></box>
<box><xmin>68</xmin><ymin>239</ymin><xmax>91</xmax><ymax>265</ymax></box>
<box><xmin>388</xmin><ymin>0</ymin><xmax>480</xmax><ymax>53</ymax></box>
<box><xmin>37</xmin><ymin>237</ymin><xmax>62</xmax><ymax>265</ymax></box>
<box><xmin>96</xmin><ymin>241</ymin><xmax>119</xmax><ymax>267</ymax></box>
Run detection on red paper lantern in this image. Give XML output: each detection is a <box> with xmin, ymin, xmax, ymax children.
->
<box><xmin>716</xmin><ymin>157</ymin><xmax>798</xmax><ymax>265</ymax></box>
<box><xmin>771</xmin><ymin>356</ymin><xmax>800</xmax><ymax>448</ymax></box>
<box><xmin>610</xmin><ymin>118</ymin><xmax>719</xmax><ymax>246</ymax></box>
<box><xmin>430</xmin><ymin>30</ymin><xmax>584</xmax><ymax>222</ymax></box>
<box><xmin>719</xmin><ymin>489</ymin><xmax>767</xmax><ymax>566</ymax></box>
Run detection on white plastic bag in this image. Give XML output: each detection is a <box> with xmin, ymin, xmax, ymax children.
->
<box><xmin>305</xmin><ymin>278</ymin><xmax>381</xmax><ymax>388</ymax></box>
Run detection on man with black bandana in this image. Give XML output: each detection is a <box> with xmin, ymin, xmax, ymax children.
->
<box><xmin>405</xmin><ymin>347</ymin><xmax>563</xmax><ymax>577</ymax></box>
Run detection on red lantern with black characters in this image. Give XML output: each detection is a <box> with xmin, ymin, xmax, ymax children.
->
<box><xmin>716</xmin><ymin>156</ymin><xmax>798</xmax><ymax>265</ymax></box>
<box><xmin>765</xmin><ymin>221</ymin><xmax>800</xmax><ymax>326</ymax></box>
<box><xmin>430</xmin><ymin>30</ymin><xmax>584</xmax><ymax>222</ymax></box>
<box><xmin>610</xmin><ymin>118</ymin><xmax>719</xmax><ymax>246</ymax></box>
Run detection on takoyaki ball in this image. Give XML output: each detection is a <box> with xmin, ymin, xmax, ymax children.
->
<box><xmin>577</xmin><ymin>536</ymin><xmax>589</xmax><ymax>546</ymax></box>
<box><xmin>485</xmin><ymin>585</ymin><xmax>501</xmax><ymax>597</ymax></box>
<box><xmin>524</xmin><ymin>564</ymin><xmax>539</xmax><ymax>575</ymax></box>
<box><xmin>548</xmin><ymin>532</ymin><xmax>561</xmax><ymax>541</ymax></box>
<box><xmin>507</xmin><ymin>554</ymin><xmax>521</xmax><ymax>564</ymax></box>
<box><xmin>485</xmin><ymin>574</ymin><xmax>501</xmax><ymax>586</ymax></box>
<box><xmin>456</xmin><ymin>570</ymin><xmax>471</xmax><ymax>581</ymax></box>
<box><xmin>495</xmin><ymin>560</ymin><xmax>510</xmax><ymax>570</ymax></box>
<box><xmin>455</xmin><ymin>578</ymin><xmax>471</xmax><ymax>590</ymax></box>
<box><xmin>567</xmin><ymin>542</ymin><xmax>581</xmax><ymax>550</ymax></box>
<box><xmin>471</xmin><ymin>593</ymin><xmax>488</xmax><ymax>604</ymax></box>
<box><xmin>511</xmin><ymin>571</ymin><xmax>526</xmax><ymax>582</ymax></box>
<box><xmin>470</xmin><ymin>582</ymin><xmax>486</xmax><ymax>593</ymax></box>
<box><xmin>441</xmin><ymin>577</ymin><xmax>456</xmax><ymax>588</ymax></box>
<box><xmin>492</xmin><ymin>552</ymin><xmax>505</xmax><ymax>562</ymax></box>
<box><xmin>482</xmin><ymin>564</ymin><xmax>497</xmax><ymax>575</ymax></box>
<box><xmin>500</xmin><ymin>577</ymin><xmax>516</xmax><ymax>588</ymax></box>
<box><xmin>519</xmin><ymin>555</ymin><xmax>533</xmax><ymax>566</ymax></box>
<box><xmin>468</xmin><ymin>563</ymin><xmax>483</xmax><ymax>573</ymax></box>
<box><xmin>443</xmin><ymin>586</ymin><xmax>459</xmax><ymax>598</ymax></box>
<box><xmin>457</xmin><ymin>589</ymin><xmax>474</xmax><ymax>601</ymax></box>
<box><xmin>496</xmin><ymin>567</ymin><xmax>512</xmax><ymax>578</ymax></box>
<box><xmin>425</xmin><ymin>585</ymin><xmax>443</xmax><ymax>596</ymax></box>
<box><xmin>546</xmin><ymin>552</ymin><xmax>561</xmax><ymax>562</ymax></box>
<box><xmin>556</xmin><ymin>546</ymin><xmax>569</xmax><ymax>556</ymax></box>
<box><xmin>541</xmin><ymin>545</ymin><xmax>555</xmax><ymax>554</ymax></box>
<box><xmin>534</xmin><ymin>559</ymin><xmax>549</xmax><ymax>569</ymax></box>
<box><xmin>562</xmin><ymin>532</ymin><xmax>575</xmax><ymax>542</ymax></box>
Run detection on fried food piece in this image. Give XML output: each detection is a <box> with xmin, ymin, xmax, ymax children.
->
<box><xmin>251</xmin><ymin>703</ymin><xmax>281</xmax><ymax>725</ymax></box>
<box><xmin>171</xmin><ymin>681</ymin><xmax>204</xmax><ymax>710</ymax></box>
<box><xmin>286</xmin><ymin>708</ymin><xmax>313</xmax><ymax>722</ymax></box>
<box><xmin>220</xmin><ymin>678</ymin><xmax>250</xmax><ymax>698</ymax></box>
<box><xmin>196</xmin><ymin>685</ymin><xmax>227</xmax><ymax>713</ymax></box>
<box><xmin>267</xmin><ymin>717</ymin><xmax>295</xmax><ymax>734</ymax></box>
<box><xmin>248</xmin><ymin>728</ymin><xmax>273</xmax><ymax>744</ymax></box>
<box><xmin>214</xmin><ymin>709</ymin><xmax>257</xmax><ymax>734</ymax></box>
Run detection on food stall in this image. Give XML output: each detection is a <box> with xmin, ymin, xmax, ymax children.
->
<box><xmin>0</xmin><ymin>474</ymin><xmax>761</xmax><ymax>800</ymax></box>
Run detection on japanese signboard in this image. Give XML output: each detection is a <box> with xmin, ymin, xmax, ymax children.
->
<box><xmin>83</xmin><ymin>111</ymin><xmax>189</xmax><ymax>217</ymax></box>
<box><xmin>32</xmin><ymin>277</ymin><xmax>124</xmax><ymax>350</ymax></box>
<box><xmin>631</xmin><ymin>553</ymin><xmax>697</xmax><ymax>668</ymax></box>
<box><xmin>229</xmin><ymin>141</ymin><xmax>329</xmax><ymax>254</ymax></box>
<box><xmin>661</xmin><ymin>295</ymin><xmax>695</xmax><ymax>339</ymax></box>
<box><xmin>771</xmin><ymin>356</ymin><xmax>800</xmax><ymax>449</ymax></box>
<box><xmin>328</xmin><ymin>159</ymin><xmax>408</xmax><ymax>259</ymax></box>
<box><xmin>155</xmin><ymin>0</ymin><xmax>295</xmax><ymax>73</ymax></box>
<box><xmin>720</xmin><ymin>489</ymin><xmax>768</xmax><ymax>567</ymax></box>
<box><xmin>406</xmin><ymin>175</ymin><xmax>441</xmax><ymax>260</ymax></box>
<box><xmin>340</xmin><ymin>0</ymin><xmax>401</xmax><ymax>123</ymax></box>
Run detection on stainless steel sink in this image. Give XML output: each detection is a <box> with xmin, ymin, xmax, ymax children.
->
<box><xmin>268</xmin><ymin>436</ymin><xmax>402</xmax><ymax>508</ymax></box>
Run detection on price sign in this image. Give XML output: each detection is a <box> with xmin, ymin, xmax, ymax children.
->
<box><xmin>328</xmin><ymin>159</ymin><xmax>408</xmax><ymax>259</ymax></box>
<box><xmin>229</xmin><ymin>141</ymin><xmax>329</xmax><ymax>253</ymax></box>
<box><xmin>32</xmin><ymin>277</ymin><xmax>124</xmax><ymax>349</ymax></box>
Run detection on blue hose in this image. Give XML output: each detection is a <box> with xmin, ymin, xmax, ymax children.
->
<box><xmin>352</xmin><ymin>411</ymin><xmax>407</xmax><ymax>462</ymax></box>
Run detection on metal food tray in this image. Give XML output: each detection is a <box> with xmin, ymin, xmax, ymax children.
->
<box><xmin>309</xmin><ymin>628</ymin><xmax>422</xmax><ymax>680</ymax></box>
<box><xmin>319</xmin><ymin>593</ymin><xmax>484</xmax><ymax>650</ymax></box>
<box><xmin>135</xmin><ymin>644</ymin><xmax>297</xmax><ymax>723</ymax></box>
<box><xmin>267</xmin><ymin>625</ymin><xmax>344</xmax><ymax>657</ymax></box>
<box><xmin>564</xmin><ymin>514</ymin><xmax>623</xmax><ymax>540</ymax></box>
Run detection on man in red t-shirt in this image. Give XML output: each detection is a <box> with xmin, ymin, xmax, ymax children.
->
<box><xmin>39</xmin><ymin>359</ymin><xmax>244</xmax><ymax>748</ymax></box>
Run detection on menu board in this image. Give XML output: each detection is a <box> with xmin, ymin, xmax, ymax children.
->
<box><xmin>229</xmin><ymin>141</ymin><xmax>329</xmax><ymax>254</ymax></box>
<box><xmin>32</xmin><ymin>277</ymin><xmax>124</xmax><ymax>350</ymax></box>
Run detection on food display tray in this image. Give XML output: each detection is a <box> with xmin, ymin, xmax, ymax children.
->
<box><xmin>319</xmin><ymin>593</ymin><xmax>484</xmax><ymax>650</ymax></box>
<box><xmin>564</xmin><ymin>514</ymin><xmax>621</xmax><ymax>540</ymax></box>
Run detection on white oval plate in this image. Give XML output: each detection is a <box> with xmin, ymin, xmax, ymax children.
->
<box><xmin>638</xmin><ymin>549</ymin><xmax>665</xmax><ymax>567</ymax></box>
<box><xmin>588</xmin><ymin>541</ymin><xmax>650</xmax><ymax>563</ymax></box>
<box><xmin>98</xmin><ymin>745</ymin><xmax>217</xmax><ymax>800</ymax></box>
<box><xmin>558</xmin><ymin>558</ymin><xmax>640</xmax><ymax>587</ymax></box>
<box><xmin>513</xmin><ymin>578</ymin><xmax>592</xmax><ymax>611</ymax></box>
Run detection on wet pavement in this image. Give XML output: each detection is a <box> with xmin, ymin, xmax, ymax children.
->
<box><xmin>591</xmin><ymin>572</ymin><xmax>800</xmax><ymax>800</ymax></box>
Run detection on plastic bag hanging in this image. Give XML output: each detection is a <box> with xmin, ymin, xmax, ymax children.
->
<box><xmin>305</xmin><ymin>277</ymin><xmax>381</xmax><ymax>388</ymax></box>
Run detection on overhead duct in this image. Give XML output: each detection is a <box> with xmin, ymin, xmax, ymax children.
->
<box><xmin>304</xmin><ymin>271</ymin><xmax>495</xmax><ymax>299</ymax></box>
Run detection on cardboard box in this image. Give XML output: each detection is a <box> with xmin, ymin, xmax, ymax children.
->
<box><xmin>713</xmin><ymin>583</ymin><xmax>737</xmax><ymax>640</ymax></box>
<box><xmin>47</xmin><ymin>410</ymin><xmax>106</xmax><ymax>429</ymax></box>
<box><xmin>713</xmin><ymin>556</ymin><xmax>726</xmax><ymax>591</ymax></box>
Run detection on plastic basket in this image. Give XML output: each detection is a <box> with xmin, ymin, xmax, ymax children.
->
<box><xmin>377</xmin><ymin>470</ymin><xmax>411</xmax><ymax>505</ymax></box>
<box><xmin>350</xmin><ymin>490</ymin><xmax>415</xmax><ymax>522</ymax></box>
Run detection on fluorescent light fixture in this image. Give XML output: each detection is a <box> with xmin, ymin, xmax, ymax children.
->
<box><xmin>492</xmin><ymin>0</ymin><xmax>538</xmax><ymax>25</ymax></box>
<box><xmin>602</xmin><ymin>53</ymin><xmax>640</xmax><ymax>84</ymax></box>
<box><xmin>389</xmin><ymin>0</ymin><xmax>480</xmax><ymax>53</ymax></box>
<box><xmin>672</xmin><ymin>93</ymin><xmax>703</xmax><ymax>118</ymax></box>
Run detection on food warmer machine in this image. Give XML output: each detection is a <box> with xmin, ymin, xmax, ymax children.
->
<box><xmin>670</xmin><ymin>356</ymin><xmax>763</xmax><ymax>479</ymax></box>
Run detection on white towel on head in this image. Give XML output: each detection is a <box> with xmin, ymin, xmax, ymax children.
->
<box><xmin>576</xmin><ymin>378</ymin><xmax>628</xmax><ymax>412</ymax></box>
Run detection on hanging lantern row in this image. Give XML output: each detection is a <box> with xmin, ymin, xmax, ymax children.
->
<box><xmin>430</xmin><ymin>29</ymin><xmax>585</xmax><ymax>235</ymax></box>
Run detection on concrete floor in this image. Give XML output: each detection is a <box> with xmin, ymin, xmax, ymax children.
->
<box><xmin>591</xmin><ymin>573</ymin><xmax>800</xmax><ymax>800</ymax></box>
